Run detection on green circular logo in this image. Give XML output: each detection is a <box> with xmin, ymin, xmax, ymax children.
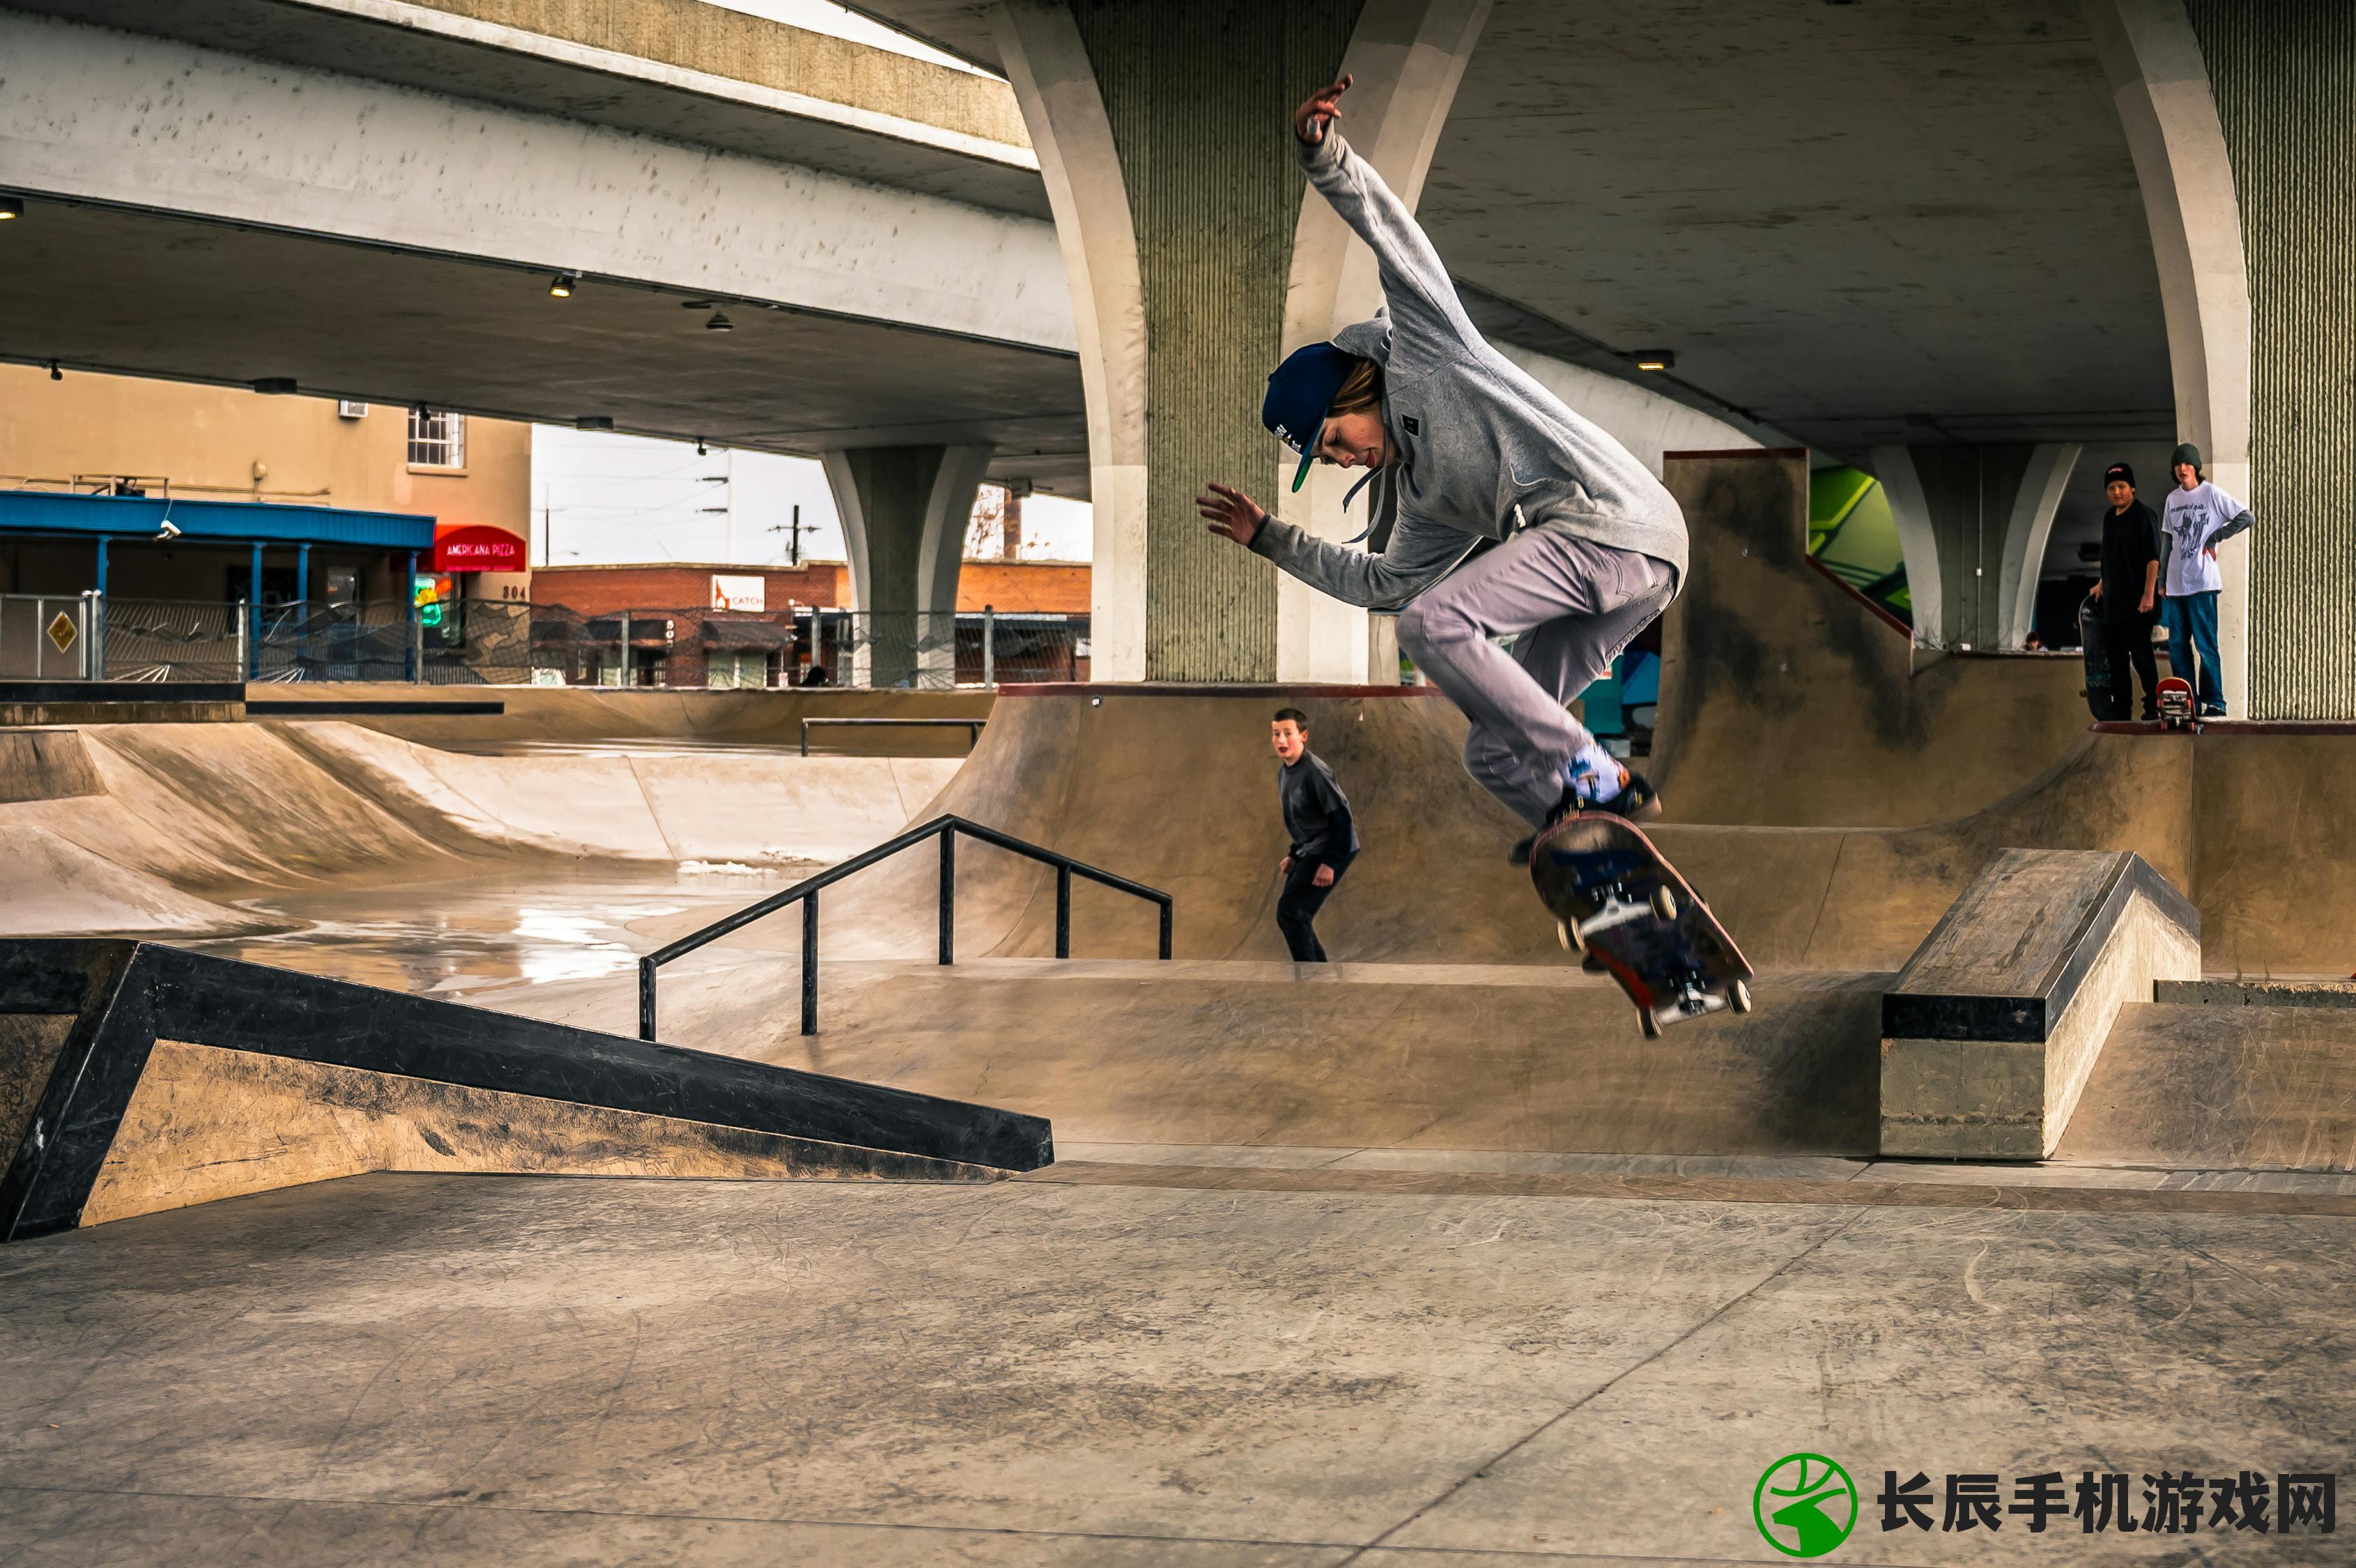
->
<box><xmin>1753</xmin><ymin>1452</ymin><xmax>1858</xmax><ymax>1558</ymax></box>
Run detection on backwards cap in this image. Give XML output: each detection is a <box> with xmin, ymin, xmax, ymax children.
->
<box><xmin>1262</xmin><ymin>342</ymin><xmax>1355</xmax><ymax>493</ymax></box>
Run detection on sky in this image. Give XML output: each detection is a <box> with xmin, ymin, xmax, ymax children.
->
<box><xmin>702</xmin><ymin>0</ymin><xmax>988</xmax><ymax>73</ymax></box>
<box><xmin>530</xmin><ymin>426</ymin><xmax>1092</xmax><ymax>568</ymax></box>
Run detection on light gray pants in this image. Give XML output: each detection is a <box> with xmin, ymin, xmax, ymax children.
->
<box><xmin>1396</xmin><ymin>524</ymin><xmax>1674</xmax><ymax>827</ymax></box>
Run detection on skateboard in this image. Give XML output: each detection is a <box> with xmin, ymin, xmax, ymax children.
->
<box><xmin>2079</xmin><ymin>594</ymin><xmax>2126</xmax><ymax>721</ymax></box>
<box><xmin>2156</xmin><ymin>675</ymin><xmax>2196</xmax><ymax>731</ymax></box>
<box><xmin>1530</xmin><ymin>813</ymin><xmax>1755</xmax><ymax>1038</ymax></box>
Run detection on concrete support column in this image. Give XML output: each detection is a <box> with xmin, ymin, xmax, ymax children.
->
<box><xmin>996</xmin><ymin>0</ymin><xmax>1488</xmax><ymax>682</ymax></box>
<box><xmin>1870</xmin><ymin>447</ymin><xmax>1944</xmax><ymax>651</ymax></box>
<box><xmin>1872</xmin><ymin>443</ymin><xmax>2078</xmax><ymax>652</ymax></box>
<box><xmin>823</xmin><ymin>444</ymin><xmax>993</xmax><ymax>689</ymax></box>
<box><xmin>2084</xmin><ymin>0</ymin><xmax>2252</xmax><ymax>712</ymax></box>
<box><xmin>1998</xmin><ymin>443</ymin><xmax>2082</xmax><ymax>651</ymax></box>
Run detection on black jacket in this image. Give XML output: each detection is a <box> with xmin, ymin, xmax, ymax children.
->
<box><xmin>1279</xmin><ymin>752</ymin><xmax>1359</xmax><ymax>872</ymax></box>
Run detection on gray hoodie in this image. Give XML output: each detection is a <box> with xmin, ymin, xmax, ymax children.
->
<box><xmin>1249</xmin><ymin>130</ymin><xmax>1688</xmax><ymax>608</ymax></box>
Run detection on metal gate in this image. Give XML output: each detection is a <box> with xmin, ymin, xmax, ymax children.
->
<box><xmin>0</xmin><ymin>593</ymin><xmax>93</xmax><ymax>679</ymax></box>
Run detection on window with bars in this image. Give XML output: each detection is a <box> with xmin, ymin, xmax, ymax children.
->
<box><xmin>406</xmin><ymin>408</ymin><xmax>467</xmax><ymax>469</ymax></box>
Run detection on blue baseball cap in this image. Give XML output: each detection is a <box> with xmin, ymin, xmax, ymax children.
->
<box><xmin>1263</xmin><ymin>341</ymin><xmax>1355</xmax><ymax>493</ymax></box>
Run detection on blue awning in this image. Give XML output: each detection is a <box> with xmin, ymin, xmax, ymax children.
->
<box><xmin>0</xmin><ymin>491</ymin><xmax>436</xmax><ymax>551</ymax></box>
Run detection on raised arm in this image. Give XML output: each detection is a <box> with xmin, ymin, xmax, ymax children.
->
<box><xmin>1293</xmin><ymin>75</ymin><xmax>1479</xmax><ymax>354</ymax></box>
<box><xmin>1196</xmin><ymin>480</ymin><xmax>1478</xmax><ymax>608</ymax></box>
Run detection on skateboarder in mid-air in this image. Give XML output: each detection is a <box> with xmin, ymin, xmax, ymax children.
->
<box><xmin>1270</xmin><ymin>707</ymin><xmax>1357</xmax><ymax>963</ymax></box>
<box><xmin>1198</xmin><ymin>75</ymin><xmax>1689</xmax><ymax>863</ymax></box>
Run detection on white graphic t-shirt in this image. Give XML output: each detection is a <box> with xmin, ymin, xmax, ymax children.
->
<box><xmin>2159</xmin><ymin>479</ymin><xmax>2245</xmax><ymax>597</ymax></box>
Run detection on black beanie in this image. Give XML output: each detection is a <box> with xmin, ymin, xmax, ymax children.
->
<box><xmin>2103</xmin><ymin>463</ymin><xmax>2134</xmax><ymax>489</ymax></box>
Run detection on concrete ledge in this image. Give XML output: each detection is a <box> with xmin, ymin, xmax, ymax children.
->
<box><xmin>0</xmin><ymin>681</ymin><xmax>243</xmax><ymax>727</ymax></box>
<box><xmin>1881</xmin><ymin>850</ymin><xmax>2201</xmax><ymax>1159</ymax></box>
<box><xmin>2156</xmin><ymin>978</ymin><xmax>2356</xmax><ymax>1008</ymax></box>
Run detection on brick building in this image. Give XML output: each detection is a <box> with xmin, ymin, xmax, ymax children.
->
<box><xmin>528</xmin><ymin>560</ymin><xmax>1088</xmax><ymax>687</ymax></box>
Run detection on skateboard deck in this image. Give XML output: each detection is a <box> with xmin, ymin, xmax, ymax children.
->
<box><xmin>2079</xmin><ymin>594</ymin><xmax>2125</xmax><ymax>721</ymax></box>
<box><xmin>1530</xmin><ymin>813</ymin><xmax>1755</xmax><ymax>1038</ymax></box>
<box><xmin>2156</xmin><ymin>675</ymin><xmax>2196</xmax><ymax>731</ymax></box>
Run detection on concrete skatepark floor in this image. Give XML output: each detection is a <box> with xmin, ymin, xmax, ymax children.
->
<box><xmin>183</xmin><ymin>863</ymin><xmax>807</xmax><ymax>1007</ymax></box>
<box><xmin>6</xmin><ymin>1170</ymin><xmax>2354</xmax><ymax>1565</ymax></box>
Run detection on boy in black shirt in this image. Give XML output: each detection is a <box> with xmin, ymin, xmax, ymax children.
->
<box><xmin>1271</xmin><ymin>707</ymin><xmax>1358</xmax><ymax>963</ymax></box>
<box><xmin>2088</xmin><ymin>461</ymin><xmax>2162</xmax><ymax>721</ymax></box>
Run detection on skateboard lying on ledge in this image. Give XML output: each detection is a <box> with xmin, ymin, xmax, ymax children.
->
<box><xmin>1530</xmin><ymin>813</ymin><xmax>1755</xmax><ymax>1038</ymax></box>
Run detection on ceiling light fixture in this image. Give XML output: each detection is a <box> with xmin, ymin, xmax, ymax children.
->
<box><xmin>695</xmin><ymin>438</ymin><xmax>707</xmax><ymax>456</ymax></box>
<box><xmin>682</xmin><ymin>299</ymin><xmax>715</xmax><ymax>309</ymax></box>
<box><xmin>576</xmin><ymin>415</ymin><xmax>613</xmax><ymax>431</ymax></box>
<box><xmin>48</xmin><ymin>360</ymin><xmax>61</xmax><ymax>381</ymax></box>
<box><xmin>548</xmin><ymin>270</ymin><xmax>578</xmax><ymax>298</ymax></box>
<box><xmin>1629</xmin><ymin>350</ymin><xmax>1676</xmax><ymax>372</ymax></box>
<box><xmin>252</xmin><ymin>377</ymin><xmax>298</xmax><ymax>395</ymax></box>
<box><xmin>0</xmin><ymin>196</ymin><xmax>22</xmax><ymax>220</ymax></box>
<box><xmin>705</xmin><ymin>312</ymin><xmax>734</xmax><ymax>332</ymax></box>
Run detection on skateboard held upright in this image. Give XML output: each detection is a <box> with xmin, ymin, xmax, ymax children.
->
<box><xmin>2079</xmin><ymin>593</ymin><xmax>2126</xmax><ymax>721</ymax></box>
<box><xmin>1530</xmin><ymin>813</ymin><xmax>1755</xmax><ymax>1038</ymax></box>
<box><xmin>2155</xmin><ymin>675</ymin><xmax>2196</xmax><ymax>731</ymax></box>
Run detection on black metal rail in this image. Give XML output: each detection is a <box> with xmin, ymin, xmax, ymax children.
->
<box><xmin>638</xmin><ymin>813</ymin><xmax>1172</xmax><ymax>1040</ymax></box>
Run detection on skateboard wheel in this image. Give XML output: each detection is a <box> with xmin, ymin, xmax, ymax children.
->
<box><xmin>1650</xmin><ymin>886</ymin><xmax>1677</xmax><ymax>923</ymax></box>
<box><xmin>1730</xmin><ymin>979</ymin><xmax>1753</xmax><ymax>1015</ymax></box>
<box><xmin>1556</xmin><ymin>918</ymin><xmax>1572</xmax><ymax>952</ymax></box>
<box><xmin>1640</xmin><ymin>1011</ymin><xmax>1662</xmax><ymax>1041</ymax></box>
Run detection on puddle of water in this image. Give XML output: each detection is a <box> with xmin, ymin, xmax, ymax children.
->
<box><xmin>182</xmin><ymin>863</ymin><xmax>810</xmax><ymax>1002</ymax></box>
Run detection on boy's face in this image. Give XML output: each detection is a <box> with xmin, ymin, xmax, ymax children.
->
<box><xmin>2105</xmin><ymin>479</ymin><xmax>2132</xmax><ymax>509</ymax></box>
<box><xmin>2173</xmin><ymin>462</ymin><xmax>2199</xmax><ymax>490</ymax></box>
<box><xmin>1270</xmin><ymin>719</ymin><xmax>1307</xmax><ymax>763</ymax></box>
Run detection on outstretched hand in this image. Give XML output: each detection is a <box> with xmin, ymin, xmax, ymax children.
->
<box><xmin>1197</xmin><ymin>482</ymin><xmax>1267</xmax><ymax>547</ymax></box>
<box><xmin>1294</xmin><ymin>75</ymin><xmax>1351</xmax><ymax>145</ymax></box>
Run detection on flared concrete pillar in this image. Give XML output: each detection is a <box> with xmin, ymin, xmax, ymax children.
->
<box><xmin>1872</xmin><ymin>443</ymin><xmax>2079</xmax><ymax>652</ymax></box>
<box><xmin>824</xmin><ymin>444</ymin><xmax>992</xmax><ymax>688</ymax></box>
<box><xmin>2171</xmin><ymin>3</ymin><xmax>2355</xmax><ymax>720</ymax></box>
<box><xmin>2084</xmin><ymin>0</ymin><xmax>2252</xmax><ymax>711</ymax></box>
<box><xmin>994</xmin><ymin>0</ymin><xmax>1491</xmax><ymax>682</ymax></box>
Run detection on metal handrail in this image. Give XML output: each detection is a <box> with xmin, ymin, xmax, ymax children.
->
<box><xmin>637</xmin><ymin>813</ymin><xmax>1172</xmax><ymax>1040</ymax></box>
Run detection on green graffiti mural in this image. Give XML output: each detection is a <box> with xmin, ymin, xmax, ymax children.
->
<box><xmin>1809</xmin><ymin>466</ymin><xmax>1911</xmax><ymax>627</ymax></box>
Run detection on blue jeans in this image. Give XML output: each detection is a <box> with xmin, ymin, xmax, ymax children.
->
<box><xmin>2162</xmin><ymin>590</ymin><xmax>2224</xmax><ymax>712</ymax></box>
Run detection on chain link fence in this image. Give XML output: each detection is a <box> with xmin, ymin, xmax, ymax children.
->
<box><xmin>49</xmin><ymin>598</ymin><xmax>1086</xmax><ymax>688</ymax></box>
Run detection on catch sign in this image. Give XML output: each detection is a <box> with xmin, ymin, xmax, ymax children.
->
<box><xmin>711</xmin><ymin>574</ymin><xmax>765</xmax><ymax>612</ymax></box>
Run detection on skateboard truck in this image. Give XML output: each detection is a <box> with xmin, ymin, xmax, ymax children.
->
<box><xmin>1571</xmin><ymin>881</ymin><xmax>1678</xmax><ymax>948</ymax></box>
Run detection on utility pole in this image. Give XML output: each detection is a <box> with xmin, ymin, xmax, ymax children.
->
<box><xmin>768</xmin><ymin>503</ymin><xmax>805</xmax><ymax>567</ymax></box>
<box><xmin>723</xmin><ymin>449</ymin><xmax>737</xmax><ymax>563</ymax></box>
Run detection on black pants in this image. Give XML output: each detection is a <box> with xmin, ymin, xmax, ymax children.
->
<box><xmin>2097</xmin><ymin>617</ymin><xmax>2162</xmax><ymax>719</ymax></box>
<box><xmin>1277</xmin><ymin>858</ymin><xmax>1346</xmax><ymax>963</ymax></box>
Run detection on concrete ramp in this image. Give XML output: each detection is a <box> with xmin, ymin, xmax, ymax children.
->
<box><xmin>777</xmin><ymin>684</ymin><xmax>1551</xmax><ymax>967</ymax></box>
<box><xmin>0</xmin><ymin>720</ymin><xmax>965</xmax><ymax>937</ymax></box>
<box><xmin>654</xmin><ymin>687</ymin><xmax>2356</xmax><ymax>983</ymax></box>
<box><xmin>2059</xmin><ymin>985</ymin><xmax>2356</xmax><ymax>1171</ymax></box>
<box><xmin>0</xmin><ymin>939</ymin><xmax>1049</xmax><ymax>1240</ymax></box>
<box><xmin>1653</xmin><ymin>447</ymin><xmax>2093</xmax><ymax>828</ymax></box>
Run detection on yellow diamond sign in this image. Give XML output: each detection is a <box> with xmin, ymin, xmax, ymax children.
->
<box><xmin>46</xmin><ymin>611</ymin><xmax>77</xmax><ymax>653</ymax></box>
